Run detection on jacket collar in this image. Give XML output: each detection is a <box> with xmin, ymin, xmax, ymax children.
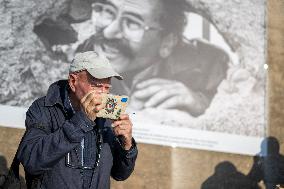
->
<box><xmin>45</xmin><ymin>80</ymin><xmax>68</xmax><ymax>107</ymax></box>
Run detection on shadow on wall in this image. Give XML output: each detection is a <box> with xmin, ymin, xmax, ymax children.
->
<box><xmin>0</xmin><ymin>155</ymin><xmax>9</xmax><ymax>187</ymax></box>
<box><xmin>201</xmin><ymin>137</ymin><xmax>284</xmax><ymax>189</ymax></box>
<box><xmin>248</xmin><ymin>136</ymin><xmax>284</xmax><ymax>189</ymax></box>
<box><xmin>0</xmin><ymin>154</ymin><xmax>26</xmax><ymax>189</ymax></box>
<box><xmin>201</xmin><ymin>161</ymin><xmax>259</xmax><ymax>189</ymax></box>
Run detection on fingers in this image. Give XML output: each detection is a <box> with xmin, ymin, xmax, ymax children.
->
<box><xmin>144</xmin><ymin>88</ymin><xmax>179</xmax><ymax>108</ymax></box>
<box><xmin>133</xmin><ymin>78</ymin><xmax>172</xmax><ymax>99</ymax></box>
<box><xmin>113</xmin><ymin>129</ymin><xmax>130</xmax><ymax>138</ymax></box>
<box><xmin>133</xmin><ymin>79</ymin><xmax>173</xmax><ymax>99</ymax></box>
<box><xmin>132</xmin><ymin>85</ymin><xmax>162</xmax><ymax>99</ymax></box>
<box><xmin>112</xmin><ymin>114</ymin><xmax>132</xmax><ymax>133</ymax></box>
<box><xmin>136</xmin><ymin>78</ymin><xmax>172</xmax><ymax>89</ymax></box>
<box><xmin>112</xmin><ymin>120</ymin><xmax>132</xmax><ymax>141</ymax></box>
<box><xmin>157</xmin><ymin>95</ymin><xmax>184</xmax><ymax>109</ymax></box>
<box><xmin>81</xmin><ymin>90</ymin><xmax>102</xmax><ymax>106</ymax></box>
<box><xmin>111</xmin><ymin>114</ymin><xmax>133</xmax><ymax>150</ymax></box>
<box><xmin>80</xmin><ymin>91</ymin><xmax>103</xmax><ymax>120</ymax></box>
<box><xmin>112</xmin><ymin>120</ymin><xmax>131</xmax><ymax>128</ymax></box>
<box><xmin>119</xmin><ymin>114</ymin><xmax>129</xmax><ymax>120</ymax></box>
<box><xmin>133</xmin><ymin>79</ymin><xmax>191</xmax><ymax>108</ymax></box>
<box><xmin>84</xmin><ymin>99</ymin><xmax>102</xmax><ymax>113</ymax></box>
<box><xmin>80</xmin><ymin>90</ymin><xmax>95</xmax><ymax>104</ymax></box>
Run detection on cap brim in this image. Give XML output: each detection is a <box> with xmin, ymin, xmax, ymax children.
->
<box><xmin>87</xmin><ymin>68</ymin><xmax>123</xmax><ymax>80</ymax></box>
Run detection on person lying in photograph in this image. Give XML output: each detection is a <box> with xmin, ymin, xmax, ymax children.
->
<box><xmin>77</xmin><ymin>0</ymin><xmax>229</xmax><ymax>116</ymax></box>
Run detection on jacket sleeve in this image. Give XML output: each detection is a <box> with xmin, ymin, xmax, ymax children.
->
<box><xmin>17</xmin><ymin>99</ymin><xmax>94</xmax><ymax>175</ymax></box>
<box><xmin>111</xmin><ymin>137</ymin><xmax>138</xmax><ymax>181</ymax></box>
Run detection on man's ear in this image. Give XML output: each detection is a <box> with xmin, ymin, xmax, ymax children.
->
<box><xmin>68</xmin><ymin>74</ymin><xmax>76</xmax><ymax>93</ymax></box>
<box><xmin>159</xmin><ymin>33</ymin><xmax>178</xmax><ymax>58</ymax></box>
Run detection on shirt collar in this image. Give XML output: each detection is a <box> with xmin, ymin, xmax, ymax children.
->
<box><xmin>44</xmin><ymin>80</ymin><xmax>75</xmax><ymax>117</ymax></box>
<box><xmin>45</xmin><ymin>80</ymin><xmax>67</xmax><ymax>107</ymax></box>
<box><xmin>63</xmin><ymin>84</ymin><xmax>75</xmax><ymax>117</ymax></box>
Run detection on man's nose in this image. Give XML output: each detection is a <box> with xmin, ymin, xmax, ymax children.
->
<box><xmin>103</xmin><ymin>19</ymin><xmax>123</xmax><ymax>39</ymax></box>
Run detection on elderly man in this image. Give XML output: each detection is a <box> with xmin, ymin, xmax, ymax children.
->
<box><xmin>17</xmin><ymin>51</ymin><xmax>138</xmax><ymax>189</ymax></box>
<box><xmin>77</xmin><ymin>0</ymin><xmax>229</xmax><ymax>116</ymax></box>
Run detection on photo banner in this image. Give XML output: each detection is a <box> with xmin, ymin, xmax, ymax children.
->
<box><xmin>0</xmin><ymin>0</ymin><xmax>266</xmax><ymax>155</ymax></box>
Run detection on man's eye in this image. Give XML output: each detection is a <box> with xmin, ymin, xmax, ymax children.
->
<box><xmin>123</xmin><ymin>17</ymin><xmax>142</xmax><ymax>31</ymax></box>
<box><xmin>93</xmin><ymin>3</ymin><xmax>116</xmax><ymax>21</ymax></box>
<box><xmin>103</xmin><ymin>8</ymin><xmax>115</xmax><ymax>20</ymax></box>
<box><xmin>93</xmin><ymin>4</ymin><xmax>103</xmax><ymax>12</ymax></box>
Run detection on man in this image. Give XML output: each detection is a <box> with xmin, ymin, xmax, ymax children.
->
<box><xmin>77</xmin><ymin>0</ymin><xmax>229</xmax><ymax>117</ymax></box>
<box><xmin>17</xmin><ymin>51</ymin><xmax>138</xmax><ymax>189</ymax></box>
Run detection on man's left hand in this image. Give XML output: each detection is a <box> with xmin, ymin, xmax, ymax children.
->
<box><xmin>112</xmin><ymin>114</ymin><xmax>133</xmax><ymax>150</ymax></box>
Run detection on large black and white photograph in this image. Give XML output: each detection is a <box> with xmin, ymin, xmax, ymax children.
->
<box><xmin>0</xmin><ymin>0</ymin><xmax>266</xmax><ymax>155</ymax></box>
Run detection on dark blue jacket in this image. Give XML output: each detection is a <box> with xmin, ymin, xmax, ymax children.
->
<box><xmin>17</xmin><ymin>80</ymin><xmax>138</xmax><ymax>189</ymax></box>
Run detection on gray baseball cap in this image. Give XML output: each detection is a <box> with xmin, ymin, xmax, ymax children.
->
<box><xmin>69</xmin><ymin>51</ymin><xmax>123</xmax><ymax>80</ymax></box>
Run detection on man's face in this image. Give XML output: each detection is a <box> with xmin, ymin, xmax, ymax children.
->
<box><xmin>70</xmin><ymin>70</ymin><xmax>111</xmax><ymax>100</ymax></box>
<box><xmin>92</xmin><ymin>0</ymin><xmax>165</xmax><ymax>74</ymax></box>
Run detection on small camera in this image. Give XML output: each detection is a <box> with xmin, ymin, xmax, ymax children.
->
<box><xmin>96</xmin><ymin>94</ymin><xmax>129</xmax><ymax>120</ymax></box>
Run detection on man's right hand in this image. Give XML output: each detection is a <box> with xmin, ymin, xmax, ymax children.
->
<box><xmin>80</xmin><ymin>91</ymin><xmax>103</xmax><ymax>121</ymax></box>
<box><xmin>130</xmin><ymin>78</ymin><xmax>209</xmax><ymax>116</ymax></box>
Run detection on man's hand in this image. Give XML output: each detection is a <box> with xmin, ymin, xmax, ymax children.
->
<box><xmin>112</xmin><ymin>114</ymin><xmax>133</xmax><ymax>150</ymax></box>
<box><xmin>80</xmin><ymin>91</ymin><xmax>103</xmax><ymax>121</ymax></box>
<box><xmin>130</xmin><ymin>78</ymin><xmax>209</xmax><ymax>116</ymax></box>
